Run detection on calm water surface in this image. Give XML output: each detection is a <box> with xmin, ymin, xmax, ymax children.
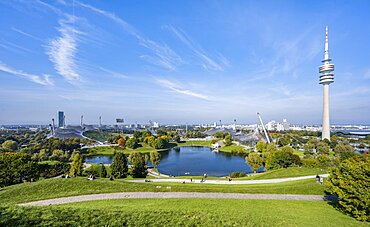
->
<box><xmin>85</xmin><ymin>146</ymin><xmax>263</xmax><ymax>176</ymax></box>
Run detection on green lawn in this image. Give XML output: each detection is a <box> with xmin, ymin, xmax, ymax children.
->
<box><xmin>176</xmin><ymin>140</ymin><xmax>211</xmax><ymax>147</ymax></box>
<box><xmin>1</xmin><ymin>199</ymin><xmax>366</xmax><ymax>226</ymax></box>
<box><xmin>83</xmin><ymin>131</ymin><xmax>118</xmax><ymax>142</ymax></box>
<box><xmin>218</xmin><ymin>144</ymin><xmax>248</xmax><ymax>153</ymax></box>
<box><xmin>0</xmin><ymin>177</ymin><xmax>325</xmax><ymax>205</ymax></box>
<box><xmin>238</xmin><ymin>167</ymin><xmax>327</xmax><ymax>180</ymax></box>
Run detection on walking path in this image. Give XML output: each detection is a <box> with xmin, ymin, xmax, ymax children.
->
<box><xmin>19</xmin><ymin>192</ymin><xmax>333</xmax><ymax>206</ymax></box>
<box><xmin>129</xmin><ymin>174</ymin><xmax>329</xmax><ymax>185</ymax></box>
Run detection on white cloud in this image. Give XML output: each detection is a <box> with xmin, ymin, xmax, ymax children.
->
<box><xmin>156</xmin><ymin>78</ymin><xmax>210</xmax><ymax>100</ymax></box>
<box><xmin>0</xmin><ymin>61</ymin><xmax>53</xmax><ymax>86</ymax></box>
<box><xmin>46</xmin><ymin>16</ymin><xmax>80</xmax><ymax>82</ymax></box>
<box><xmin>167</xmin><ymin>25</ymin><xmax>229</xmax><ymax>71</ymax></box>
<box><xmin>78</xmin><ymin>2</ymin><xmax>183</xmax><ymax>71</ymax></box>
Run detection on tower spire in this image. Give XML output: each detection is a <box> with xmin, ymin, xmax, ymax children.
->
<box><xmin>324</xmin><ymin>25</ymin><xmax>329</xmax><ymax>61</ymax></box>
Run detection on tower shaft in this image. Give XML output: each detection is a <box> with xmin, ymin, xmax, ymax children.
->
<box><xmin>322</xmin><ymin>84</ymin><xmax>330</xmax><ymax>140</ymax></box>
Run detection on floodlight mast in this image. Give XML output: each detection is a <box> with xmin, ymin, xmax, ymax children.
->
<box><xmin>257</xmin><ymin>112</ymin><xmax>271</xmax><ymax>144</ymax></box>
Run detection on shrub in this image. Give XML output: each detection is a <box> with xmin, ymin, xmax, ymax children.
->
<box><xmin>301</xmin><ymin>158</ymin><xmax>319</xmax><ymax>168</ymax></box>
<box><xmin>126</xmin><ymin>138</ymin><xmax>139</xmax><ymax>149</ymax></box>
<box><xmin>326</xmin><ymin>156</ymin><xmax>370</xmax><ymax>221</ymax></box>
<box><xmin>38</xmin><ymin>162</ymin><xmax>69</xmax><ymax>178</ymax></box>
<box><xmin>0</xmin><ymin>152</ymin><xmax>38</xmax><ymax>187</ymax></box>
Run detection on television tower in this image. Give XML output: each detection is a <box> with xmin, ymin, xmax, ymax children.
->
<box><xmin>319</xmin><ymin>25</ymin><xmax>334</xmax><ymax>141</ymax></box>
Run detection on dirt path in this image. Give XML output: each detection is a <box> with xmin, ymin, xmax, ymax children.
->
<box><xmin>19</xmin><ymin>192</ymin><xmax>332</xmax><ymax>206</ymax></box>
<box><xmin>129</xmin><ymin>174</ymin><xmax>329</xmax><ymax>184</ymax></box>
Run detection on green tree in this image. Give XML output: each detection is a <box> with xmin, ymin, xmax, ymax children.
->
<box><xmin>100</xmin><ymin>164</ymin><xmax>107</xmax><ymax>178</ymax></box>
<box><xmin>334</xmin><ymin>142</ymin><xmax>353</xmax><ymax>154</ymax></box>
<box><xmin>214</xmin><ymin>132</ymin><xmax>223</xmax><ymax>138</ymax></box>
<box><xmin>69</xmin><ymin>152</ymin><xmax>83</xmax><ymax>177</ymax></box>
<box><xmin>316</xmin><ymin>142</ymin><xmax>330</xmax><ymax>155</ymax></box>
<box><xmin>0</xmin><ymin>152</ymin><xmax>38</xmax><ymax>187</ymax></box>
<box><xmin>246</xmin><ymin>152</ymin><xmax>262</xmax><ymax>173</ymax></box>
<box><xmin>303</xmin><ymin>143</ymin><xmax>315</xmax><ymax>156</ymax></box>
<box><xmin>256</xmin><ymin>141</ymin><xmax>267</xmax><ymax>153</ymax></box>
<box><xmin>110</xmin><ymin>152</ymin><xmax>128</xmax><ymax>178</ymax></box>
<box><xmin>150</xmin><ymin>151</ymin><xmax>161</xmax><ymax>168</ymax></box>
<box><xmin>2</xmin><ymin>140</ymin><xmax>18</xmax><ymax>151</ymax></box>
<box><xmin>265</xmin><ymin>149</ymin><xmax>293</xmax><ymax>170</ymax></box>
<box><xmin>277</xmin><ymin>136</ymin><xmax>291</xmax><ymax>147</ymax></box>
<box><xmin>126</xmin><ymin>138</ymin><xmax>139</xmax><ymax>149</ymax></box>
<box><xmin>266</xmin><ymin>143</ymin><xmax>277</xmax><ymax>153</ymax></box>
<box><xmin>224</xmin><ymin>134</ymin><xmax>232</xmax><ymax>146</ymax></box>
<box><xmin>326</xmin><ymin>156</ymin><xmax>370</xmax><ymax>221</ymax></box>
<box><xmin>128</xmin><ymin>152</ymin><xmax>147</xmax><ymax>178</ymax></box>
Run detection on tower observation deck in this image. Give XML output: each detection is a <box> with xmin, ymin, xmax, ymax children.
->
<box><xmin>319</xmin><ymin>26</ymin><xmax>334</xmax><ymax>141</ymax></box>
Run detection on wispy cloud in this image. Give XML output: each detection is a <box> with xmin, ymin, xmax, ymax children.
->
<box><xmin>156</xmin><ymin>78</ymin><xmax>210</xmax><ymax>100</ymax></box>
<box><xmin>0</xmin><ymin>39</ymin><xmax>33</xmax><ymax>54</ymax></box>
<box><xmin>12</xmin><ymin>27</ymin><xmax>43</xmax><ymax>42</ymax></box>
<box><xmin>78</xmin><ymin>2</ymin><xmax>183</xmax><ymax>71</ymax></box>
<box><xmin>98</xmin><ymin>67</ymin><xmax>129</xmax><ymax>79</ymax></box>
<box><xmin>46</xmin><ymin>15</ymin><xmax>81</xmax><ymax>82</ymax></box>
<box><xmin>0</xmin><ymin>61</ymin><xmax>53</xmax><ymax>86</ymax></box>
<box><xmin>166</xmin><ymin>25</ymin><xmax>229</xmax><ymax>71</ymax></box>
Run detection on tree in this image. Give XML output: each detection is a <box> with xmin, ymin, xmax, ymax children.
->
<box><xmin>100</xmin><ymin>164</ymin><xmax>107</xmax><ymax>178</ymax></box>
<box><xmin>256</xmin><ymin>141</ymin><xmax>267</xmax><ymax>153</ymax></box>
<box><xmin>265</xmin><ymin>149</ymin><xmax>293</xmax><ymax>170</ymax></box>
<box><xmin>266</xmin><ymin>143</ymin><xmax>277</xmax><ymax>153</ymax></box>
<box><xmin>304</xmin><ymin>143</ymin><xmax>315</xmax><ymax>156</ymax></box>
<box><xmin>110</xmin><ymin>152</ymin><xmax>128</xmax><ymax>178</ymax></box>
<box><xmin>117</xmin><ymin>137</ymin><xmax>126</xmax><ymax>148</ymax></box>
<box><xmin>128</xmin><ymin>152</ymin><xmax>147</xmax><ymax>178</ymax></box>
<box><xmin>326</xmin><ymin>156</ymin><xmax>370</xmax><ymax>221</ymax></box>
<box><xmin>0</xmin><ymin>152</ymin><xmax>38</xmax><ymax>187</ymax></box>
<box><xmin>224</xmin><ymin>134</ymin><xmax>232</xmax><ymax>146</ymax></box>
<box><xmin>150</xmin><ymin>151</ymin><xmax>161</xmax><ymax>168</ymax></box>
<box><xmin>277</xmin><ymin>136</ymin><xmax>291</xmax><ymax>147</ymax></box>
<box><xmin>246</xmin><ymin>152</ymin><xmax>262</xmax><ymax>173</ymax></box>
<box><xmin>214</xmin><ymin>132</ymin><xmax>223</xmax><ymax>138</ymax></box>
<box><xmin>69</xmin><ymin>152</ymin><xmax>83</xmax><ymax>177</ymax></box>
<box><xmin>126</xmin><ymin>138</ymin><xmax>139</xmax><ymax>149</ymax></box>
<box><xmin>2</xmin><ymin>140</ymin><xmax>18</xmax><ymax>151</ymax></box>
<box><xmin>316</xmin><ymin>142</ymin><xmax>330</xmax><ymax>155</ymax></box>
<box><xmin>334</xmin><ymin>142</ymin><xmax>353</xmax><ymax>154</ymax></box>
<box><xmin>280</xmin><ymin>145</ymin><xmax>294</xmax><ymax>153</ymax></box>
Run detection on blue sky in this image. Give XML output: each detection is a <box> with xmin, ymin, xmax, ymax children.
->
<box><xmin>0</xmin><ymin>0</ymin><xmax>370</xmax><ymax>125</ymax></box>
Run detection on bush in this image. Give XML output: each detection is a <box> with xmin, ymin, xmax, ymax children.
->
<box><xmin>38</xmin><ymin>162</ymin><xmax>69</xmax><ymax>178</ymax></box>
<box><xmin>230</xmin><ymin>172</ymin><xmax>246</xmax><ymax>178</ymax></box>
<box><xmin>301</xmin><ymin>158</ymin><xmax>319</xmax><ymax>168</ymax></box>
<box><xmin>0</xmin><ymin>152</ymin><xmax>38</xmax><ymax>187</ymax></box>
<box><xmin>326</xmin><ymin>156</ymin><xmax>370</xmax><ymax>221</ymax></box>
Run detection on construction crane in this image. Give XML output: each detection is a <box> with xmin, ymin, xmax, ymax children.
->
<box><xmin>257</xmin><ymin>112</ymin><xmax>271</xmax><ymax>144</ymax></box>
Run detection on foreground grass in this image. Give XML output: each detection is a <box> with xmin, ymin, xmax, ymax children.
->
<box><xmin>0</xmin><ymin>177</ymin><xmax>325</xmax><ymax>205</ymax></box>
<box><xmin>239</xmin><ymin>167</ymin><xmax>327</xmax><ymax>180</ymax></box>
<box><xmin>1</xmin><ymin>199</ymin><xmax>366</xmax><ymax>226</ymax></box>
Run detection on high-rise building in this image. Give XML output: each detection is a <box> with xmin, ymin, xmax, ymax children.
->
<box><xmin>58</xmin><ymin>111</ymin><xmax>64</xmax><ymax>128</ymax></box>
<box><xmin>319</xmin><ymin>26</ymin><xmax>335</xmax><ymax>141</ymax></box>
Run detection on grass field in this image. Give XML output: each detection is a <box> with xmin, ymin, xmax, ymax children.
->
<box><xmin>239</xmin><ymin>167</ymin><xmax>327</xmax><ymax>180</ymax></box>
<box><xmin>176</xmin><ymin>140</ymin><xmax>211</xmax><ymax>147</ymax></box>
<box><xmin>0</xmin><ymin>177</ymin><xmax>325</xmax><ymax>205</ymax></box>
<box><xmin>1</xmin><ymin>199</ymin><xmax>366</xmax><ymax>226</ymax></box>
<box><xmin>218</xmin><ymin>144</ymin><xmax>248</xmax><ymax>153</ymax></box>
<box><xmin>87</xmin><ymin>144</ymin><xmax>168</xmax><ymax>155</ymax></box>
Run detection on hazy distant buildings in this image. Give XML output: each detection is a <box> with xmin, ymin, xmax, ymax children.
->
<box><xmin>319</xmin><ymin>26</ymin><xmax>335</xmax><ymax>141</ymax></box>
<box><xmin>58</xmin><ymin>111</ymin><xmax>64</xmax><ymax>128</ymax></box>
<box><xmin>266</xmin><ymin>119</ymin><xmax>290</xmax><ymax>131</ymax></box>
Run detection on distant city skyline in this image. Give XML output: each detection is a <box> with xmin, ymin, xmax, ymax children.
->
<box><xmin>1</xmin><ymin>1</ymin><xmax>370</xmax><ymax>125</ymax></box>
